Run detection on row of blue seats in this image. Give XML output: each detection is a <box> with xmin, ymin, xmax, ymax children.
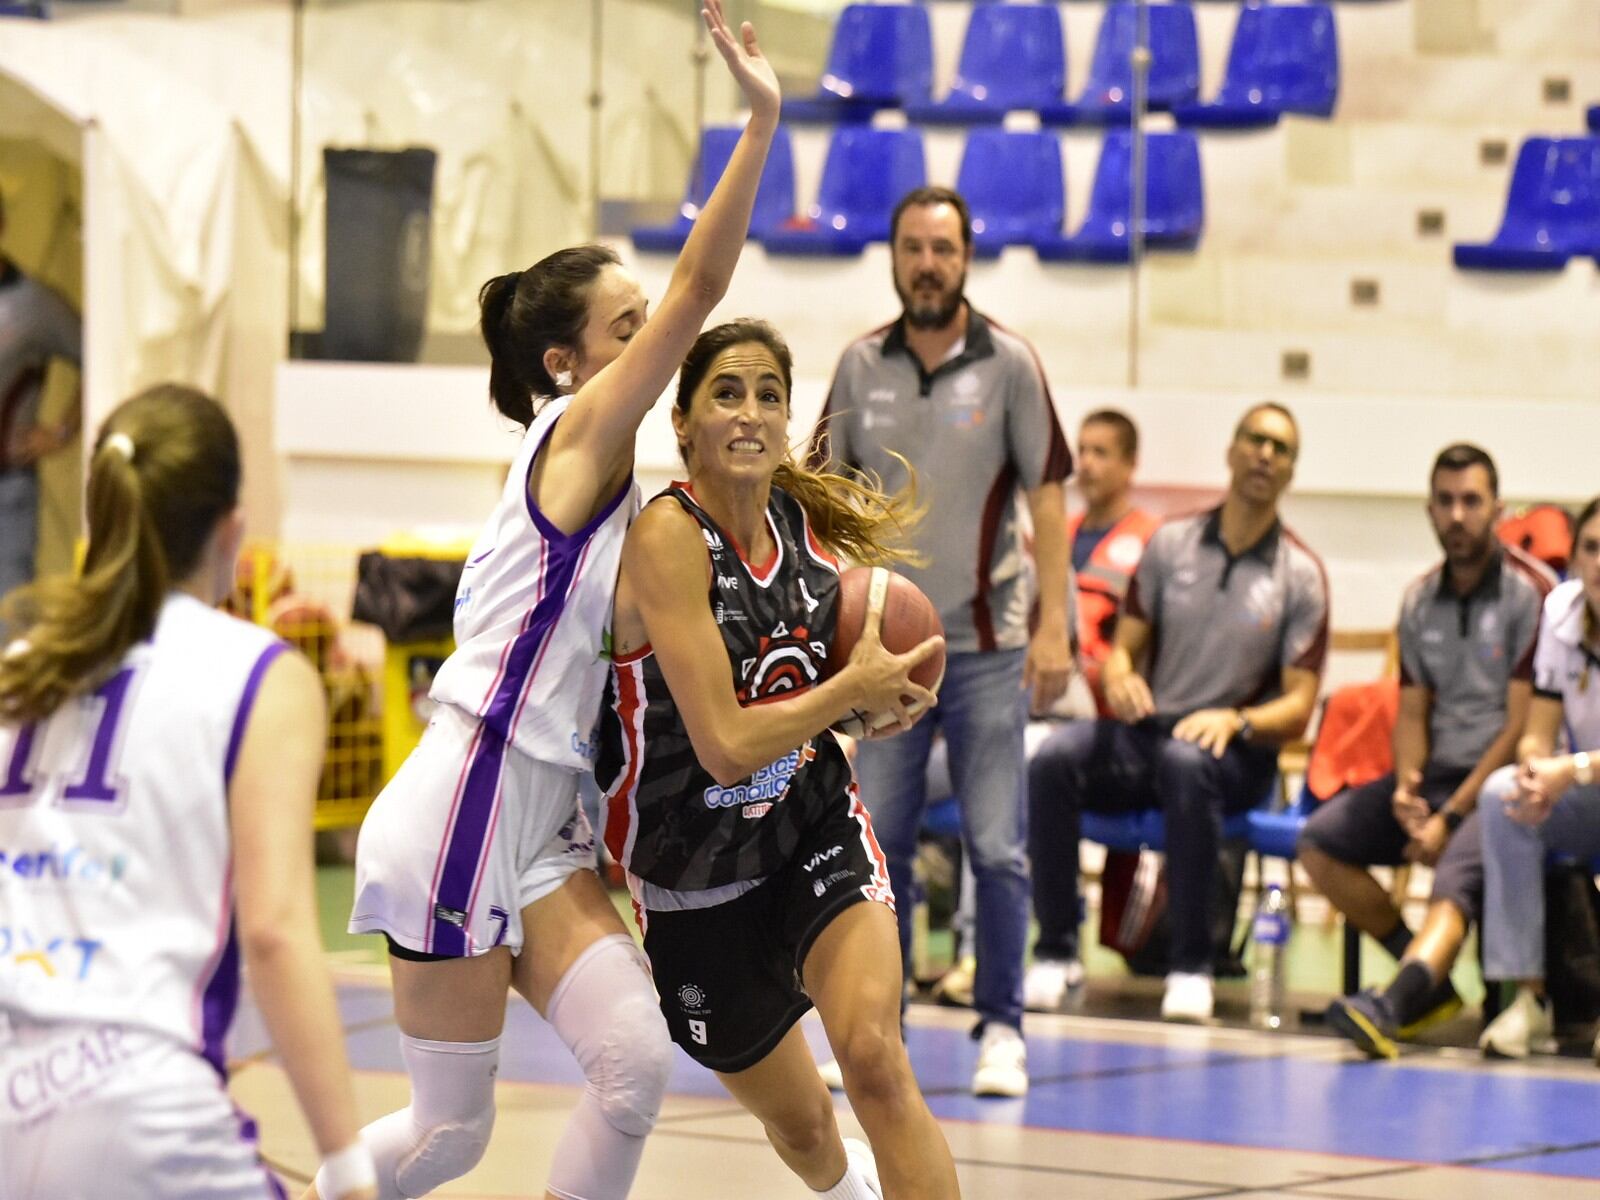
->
<box><xmin>788</xmin><ymin>2</ymin><xmax>1338</xmax><ymax>131</ymax></box>
<box><xmin>632</xmin><ymin>125</ymin><xmax>1203</xmax><ymax>262</ymax></box>
<box><xmin>1454</xmin><ymin>136</ymin><xmax>1600</xmax><ymax>270</ymax></box>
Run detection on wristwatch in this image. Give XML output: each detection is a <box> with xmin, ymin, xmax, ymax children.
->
<box><xmin>1575</xmin><ymin>751</ymin><xmax>1595</xmax><ymax>786</ymax></box>
<box><xmin>1441</xmin><ymin>809</ymin><xmax>1464</xmax><ymax>833</ymax></box>
<box><xmin>1235</xmin><ymin>710</ymin><xmax>1255</xmax><ymax>743</ymax></box>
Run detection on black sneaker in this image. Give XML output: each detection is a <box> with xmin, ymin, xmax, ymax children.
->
<box><xmin>1398</xmin><ymin>977</ymin><xmax>1464</xmax><ymax>1038</ymax></box>
<box><xmin>1327</xmin><ymin>989</ymin><xmax>1400</xmax><ymax>1060</ymax></box>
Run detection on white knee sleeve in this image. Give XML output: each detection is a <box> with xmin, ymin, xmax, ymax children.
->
<box><xmin>318</xmin><ymin>1034</ymin><xmax>498</xmax><ymax>1200</ymax></box>
<box><xmin>547</xmin><ymin>933</ymin><xmax>673</xmax><ymax>1137</ymax></box>
<box><xmin>545</xmin><ymin>934</ymin><xmax>673</xmax><ymax>1200</ymax></box>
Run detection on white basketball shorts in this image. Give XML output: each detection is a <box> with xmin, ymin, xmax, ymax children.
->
<box><xmin>350</xmin><ymin>703</ymin><xmax>598</xmax><ymax>958</ymax></box>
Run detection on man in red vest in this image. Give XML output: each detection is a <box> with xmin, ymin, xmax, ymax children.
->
<box><xmin>1023</xmin><ymin>410</ymin><xmax>1158</xmax><ymax>1011</ymax></box>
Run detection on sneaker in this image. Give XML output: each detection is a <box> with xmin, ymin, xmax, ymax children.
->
<box><xmin>1023</xmin><ymin>957</ymin><xmax>1086</xmax><ymax>1013</ymax></box>
<box><xmin>817</xmin><ymin>1057</ymin><xmax>844</xmax><ymax>1091</ymax></box>
<box><xmin>1160</xmin><ymin>972</ymin><xmax>1214</xmax><ymax>1023</ymax></box>
<box><xmin>1480</xmin><ymin>989</ymin><xmax>1554</xmax><ymax>1059</ymax></box>
<box><xmin>842</xmin><ymin>1137</ymin><xmax>881</xmax><ymax>1198</ymax></box>
<box><xmin>1397</xmin><ymin>977</ymin><xmax>1464</xmax><ymax>1038</ymax></box>
<box><xmin>971</xmin><ymin>1023</ymin><xmax>1028</xmax><ymax>1098</ymax></box>
<box><xmin>1327</xmin><ymin>988</ymin><xmax>1400</xmax><ymax>1060</ymax></box>
<box><xmin>932</xmin><ymin>955</ymin><xmax>977</xmax><ymax>1007</ymax></box>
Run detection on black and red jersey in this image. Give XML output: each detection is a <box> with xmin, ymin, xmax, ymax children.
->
<box><xmin>597</xmin><ymin>483</ymin><xmax>853</xmax><ymax>892</ymax></box>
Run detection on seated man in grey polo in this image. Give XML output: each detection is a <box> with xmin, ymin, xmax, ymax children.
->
<box><xmin>1305</xmin><ymin>444</ymin><xmax>1555</xmax><ymax>1059</ymax></box>
<box><xmin>1028</xmin><ymin>402</ymin><xmax>1328</xmax><ymax>1023</ymax></box>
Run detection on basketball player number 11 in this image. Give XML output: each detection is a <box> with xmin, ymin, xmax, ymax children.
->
<box><xmin>0</xmin><ymin>668</ymin><xmax>137</xmax><ymax>808</ymax></box>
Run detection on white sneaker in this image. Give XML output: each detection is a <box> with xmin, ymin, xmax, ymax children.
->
<box><xmin>931</xmin><ymin>955</ymin><xmax>977</xmax><ymax>1007</ymax></box>
<box><xmin>817</xmin><ymin>1056</ymin><xmax>844</xmax><ymax>1091</ymax></box>
<box><xmin>1479</xmin><ymin>989</ymin><xmax>1555</xmax><ymax>1059</ymax></box>
<box><xmin>971</xmin><ymin>1023</ymin><xmax>1028</xmax><ymax>1097</ymax></box>
<box><xmin>1023</xmin><ymin>958</ymin><xmax>1086</xmax><ymax>1012</ymax></box>
<box><xmin>842</xmin><ymin>1137</ymin><xmax>882</xmax><ymax>1198</ymax></box>
<box><xmin>1161</xmin><ymin>972</ymin><xmax>1214</xmax><ymax>1023</ymax></box>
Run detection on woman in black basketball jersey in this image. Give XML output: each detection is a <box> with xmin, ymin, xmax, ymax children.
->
<box><xmin>598</xmin><ymin>320</ymin><xmax>960</xmax><ymax>1199</ymax></box>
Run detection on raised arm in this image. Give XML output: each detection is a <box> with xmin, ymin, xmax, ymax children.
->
<box><xmin>229</xmin><ymin>651</ymin><xmax>375</xmax><ymax>1200</ymax></box>
<box><xmin>619</xmin><ymin>501</ymin><xmax>941</xmax><ymax>785</ymax></box>
<box><xmin>548</xmin><ymin>2</ymin><xmax>782</xmax><ymax>486</ymax></box>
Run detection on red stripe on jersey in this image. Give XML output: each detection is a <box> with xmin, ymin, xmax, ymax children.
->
<box><xmin>847</xmin><ymin>784</ymin><xmax>895</xmax><ymax>912</ymax></box>
<box><xmin>604</xmin><ymin>660</ymin><xmax>648</xmax><ymax>867</ymax></box>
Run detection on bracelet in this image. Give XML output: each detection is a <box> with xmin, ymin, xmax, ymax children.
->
<box><xmin>1575</xmin><ymin>751</ymin><xmax>1595</xmax><ymax>787</ymax></box>
<box><xmin>318</xmin><ymin>1142</ymin><xmax>377</xmax><ymax>1199</ymax></box>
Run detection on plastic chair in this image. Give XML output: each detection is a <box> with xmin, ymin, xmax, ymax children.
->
<box><xmin>1173</xmin><ymin>4</ymin><xmax>1340</xmax><ymax>129</ymax></box>
<box><xmin>762</xmin><ymin>127</ymin><xmax>927</xmax><ymax>257</ymax></box>
<box><xmin>1453</xmin><ymin>137</ymin><xmax>1600</xmax><ymax>271</ymax></box>
<box><xmin>1040</xmin><ymin>3</ymin><xmax>1201</xmax><ymax>127</ymax></box>
<box><xmin>1035</xmin><ymin>130</ymin><xmax>1203</xmax><ymax>263</ymax></box>
<box><xmin>631</xmin><ymin>125</ymin><xmax>796</xmax><ymax>254</ymax></box>
<box><xmin>904</xmin><ymin>3</ymin><xmax>1066</xmax><ymax>124</ymax></box>
<box><xmin>957</xmin><ymin>129</ymin><xmax>1065</xmax><ymax>258</ymax></box>
<box><xmin>1589</xmin><ymin>105</ymin><xmax>1600</xmax><ymax>135</ymax></box>
<box><xmin>784</xmin><ymin>4</ymin><xmax>934</xmax><ymax>124</ymax></box>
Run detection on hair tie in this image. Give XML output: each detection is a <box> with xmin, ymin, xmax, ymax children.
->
<box><xmin>104</xmin><ymin>432</ymin><xmax>136</xmax><ymax>463</ymax></box>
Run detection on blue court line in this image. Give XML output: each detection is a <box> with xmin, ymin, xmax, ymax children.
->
<box><xmin>228</xmin><ymin>983</ymin><xmax>1600</xmax><ymax>1179</ymax></box>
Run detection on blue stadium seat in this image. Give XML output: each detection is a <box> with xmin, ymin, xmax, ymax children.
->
<box><xmin>1080</xmin><ymin>778</ymin><xmax>1274</xmax><ymax>855</ymax></box>
<box><xmin>1453</xmin><ymin>137</ymin><xmax>1600</xmax><ymax>271</ymax></box>
<box><xmin>904</xmin><ymin>3</ymin><xmax>1066</xmax><ymax>124</ymax></box>
<box><xmin>783</xmin><ymin>4</ymin><xmax>934</xmax><ymax>124</ymax></box>
<box><xmin>957</xmin><ymin>130</ymin><xmax>1065</xmax><ymax>258</ymax></box>
<box><xmin>1587</xmin><ymin>105</ymin><xmax>1600</xmax><ymax>134</ymax></box>
<box><xmin>1040</xmin><ymin>3</ymin><xmax>1201</xmax><ymax>127</ymax></box>
<box><xmin>1036</xmin><ymin>130</ymin><xmax>1203</xmax><ymax>263</ymax></box>
<box><xmin>1173</xmin><ymin>4</ymin><xmax>1340</xmax><ymax>129</ymax></box>
<box><xmin>1246</xmin><ymin>785</ymin><xmax>1316</xmax><ymax>863</ymax></box>
<box><xmin>762</xmin><ymin>127</ymin><xmax>927</xmax><ymax>257</ymax></box>
<box><xmin>631</xmin><ymin>125</ymin><xmax>796</xmax><ymax>255</ymax></box>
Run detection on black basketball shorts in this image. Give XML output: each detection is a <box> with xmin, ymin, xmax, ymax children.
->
<box><xmin>639</xmin><ymin>796</ymin><xmax>894</xmax><ymax>1074</ymax></box>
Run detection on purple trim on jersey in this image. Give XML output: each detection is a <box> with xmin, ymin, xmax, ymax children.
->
<box><xmin>233</xmin><ymin>1105</ymin><xmax>289</xmax><ymax>1198</ymax></box>
<box><xmin>198</xmin><ymin>919</ymin><xmax>241</xmax><ymax>1077</ymax></box>
<box><xmin>430</xmin><ymin>727</ymin><xmax>509</xmax><ymax>956</ymax></box>
<box><xmin>224</xmin><ymin>642</ymin><xmax>289</xmax><ymax>783</ymax></box>
<box><xmin>523</xmin><ymin>411</ymin><xmax>634</xmax><ymax>545</ymax></box>
<box><xmin>482</xmin><ymin>540</ymin><xmax>587</xmax><ymax>738</ymax></box>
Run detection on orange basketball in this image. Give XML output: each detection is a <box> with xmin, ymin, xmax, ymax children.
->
<box><xmin>828</xmin><ymin>566</ymin><xmax>945</xmax><ymax>739</ymax></box>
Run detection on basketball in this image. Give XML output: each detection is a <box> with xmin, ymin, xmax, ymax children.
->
<box><xmin>828</xmin><ymin>566</ymin><xmax>945</xmax><ymax>739</ymax></box>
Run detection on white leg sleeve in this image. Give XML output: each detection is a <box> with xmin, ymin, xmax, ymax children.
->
<box><xmin>316</xmin><ymin>1034</ymin><xmax>499</xmax><ymax>1200</ymax></box>
<box><xmin>544</xmin><ymin>934</ymin><xmax>674</xmax><ymax>1200</ymax></box>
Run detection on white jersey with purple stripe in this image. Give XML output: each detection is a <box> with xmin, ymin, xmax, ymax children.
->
<box><xmin>0</xmin><ymin>593</ymin><xmax>284</xmax><ymax>1075</ymax></box>
<box><xmin>429</xmin><ymin>395</ymin><xmax>640</xmax><ymax>771</ymax></box>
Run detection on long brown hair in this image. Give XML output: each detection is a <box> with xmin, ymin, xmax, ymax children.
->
<box><xmin>675</xmin><ymin>320</ymin><xmax>924</xmax><ymax>567</ymax></box>
<box><xmin>0</xmin><ymin>384</ymin><xmax>240</xmax><ymax>722</ymax></box>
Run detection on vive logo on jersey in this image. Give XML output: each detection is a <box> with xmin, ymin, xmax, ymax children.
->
<box><xmin>0</xmin><ymin>844</ymin><xmax>128</xmax><ymax>889</ymax></box>
<box><xmin>737</xmin><ymin>621</ymin><xmax>827</xmax><ymax>703</ymax></box>
<box><xmin>0</xmin><ymin>926</ymin><xmax>104</xmax><ymax>981</ymax></box>
<box><xmin>802</xmin><ymin>845</ymin><xmax>843</xmax><ymax>874</ymax></box>
<box><xmin>702</xmin><ymin>744</ymin><xmax>816</xmax><ymax>811</ymax></box>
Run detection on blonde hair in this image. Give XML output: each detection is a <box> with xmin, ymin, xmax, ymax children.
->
<box><xmin>0</xmin><ymin>384</ymin><xmax>240</xmax><ymax>723</ymax></box>
<box><xmin>675</xmin><ymin>320</ymin><xmax>925</xmax><ymax>567</ymax></box>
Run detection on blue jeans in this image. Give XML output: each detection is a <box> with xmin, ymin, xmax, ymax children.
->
<box><xmin>852</xmin><ymin>648</ymin><xmax>1029</xmax><ymax>1031</ymax></box>
<box><xmin>1480</xmin><ymin>765</ymin><xmax>1600</xmax><ymax>981</ymax></box>
<box><xmin>0</xmin><ymin>469</ymin><xmax>38</xmax><ymax>607</ymax></box>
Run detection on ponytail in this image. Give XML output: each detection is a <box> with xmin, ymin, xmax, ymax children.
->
<box><xmin>773</xmin><ymin>455</ymin><xmax>926</xmax><ymax>569</ymax></box>
<box><xmin>0</xmin><ymin>384</ymin><xmax>239</xmax><ymax>723</ymax></box>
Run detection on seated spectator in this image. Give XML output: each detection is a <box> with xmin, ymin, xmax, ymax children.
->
<box><xmin>1029</xmin><ymin>403</ymin><xmax>1327</xmax><ymax>1022</ymax></box>
<box><xmin>1478</xmin><ymin>496</ymin><xmax>1600</xmax><ymax>1060</ymax></box>
<box><xmin>1306</xmin><ymin>445</ymin><xmax>1555</xmax><ymax>1059</ymax></box>
<box><xmin>1022</xmin><ymin>408</ymin><xmax>1159</xmax><ymax>1012</ymax></box>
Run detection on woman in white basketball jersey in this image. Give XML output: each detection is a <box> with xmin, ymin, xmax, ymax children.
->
<box><xmin>0</xmin><ymin>386</ymin><xmax>377</xmax><ymax>1200</ymax></box>
<box><xmin>335</xmin><ymin>8</ymin><xmax>930</xmax><ymax>1200</ymax></box>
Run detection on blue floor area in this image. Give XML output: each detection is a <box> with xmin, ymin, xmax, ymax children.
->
<box><xmin>232</xmin><ymin>983</ymin><xmax>1600</xmax><ymax>1180</ymax></box>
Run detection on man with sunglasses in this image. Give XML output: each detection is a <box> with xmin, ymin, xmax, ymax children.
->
<box><xmin>1028</xmin><ymin>403</ymin><xmax>1328</xmax><ymax>1022</ymax></box>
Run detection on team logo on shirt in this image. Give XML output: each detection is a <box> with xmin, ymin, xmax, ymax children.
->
<box><xmin>738</xmin><ymin>621</ymin><xmax>827</xmax><ymax>703</ymax></box>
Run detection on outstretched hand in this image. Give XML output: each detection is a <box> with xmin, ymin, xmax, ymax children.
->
<box><xmin>703</xmin><ymin>0</ymin><xmax>780</xmax><ymax>123</ymax></box>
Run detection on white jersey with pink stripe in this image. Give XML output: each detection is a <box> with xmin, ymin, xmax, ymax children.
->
<box><xmin>429</xmin><ymin>396</ymin><xmax>640</xmax><ymax>771</ymax></box>
<box><xmin>0</xmin><ymin>594</ymin><xmax>283</xmax><ymax>1072</ymax></box>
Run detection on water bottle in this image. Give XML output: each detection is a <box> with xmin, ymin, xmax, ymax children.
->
<box><xmin>1249</xmin><ymin>884</ymin><xmax>1290</xmax><ymax>1030</ymax></box>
